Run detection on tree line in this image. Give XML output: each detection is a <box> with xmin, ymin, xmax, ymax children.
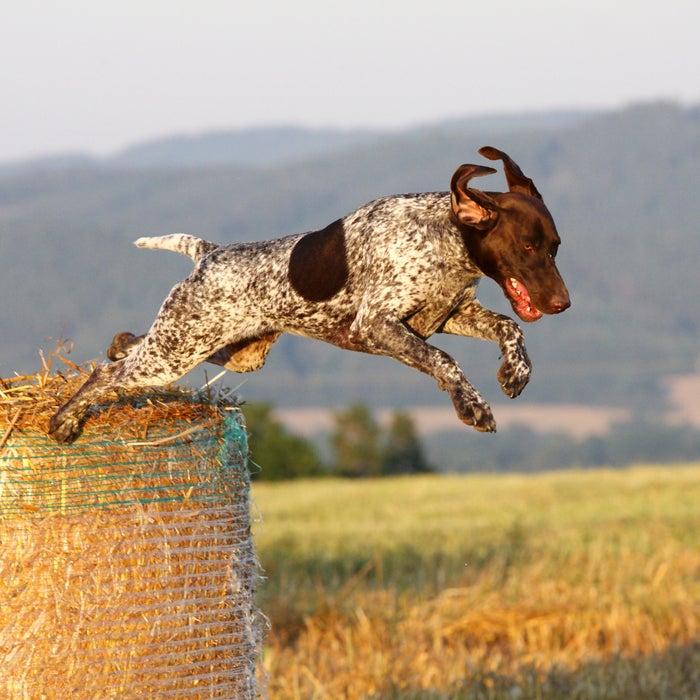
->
<box><xmin>242</xmin><ymin>402</ymin><xmax>433</xmax><ymax>480</ymax></box>
<box><xmin>243</xmin><ymin>401</ymin><xmax>700</xmax><ymax>479</ymax></box>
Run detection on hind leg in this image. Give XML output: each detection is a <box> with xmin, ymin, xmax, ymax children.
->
<box><xmin>49</xmin><ymin>359</ymin><xmax>131</xmax><ymax>443</ymax></box>
<box><xmin>108</xmin><ymin>330</ymin><xmax>280</xmax><ymax>373</ymax></box>
<box><xmin>50</xmin><ymin>280</ymin><xmax>240</xmax><ymax>442</ymax></box>
<box><xmin>49</xmin><ymin>328</ymin><xmax>281</xmax><ymax>442</ymax></box>
<box><xmin>48</xmin><ymin>330</ymin><xmax>222</xmax><ymax>443</ymax></box>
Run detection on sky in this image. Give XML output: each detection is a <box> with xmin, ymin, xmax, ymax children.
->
<box><xmin>2</xmin><ymin>0</ymin><xmax>699</xmax><ymax>163</ymax></box>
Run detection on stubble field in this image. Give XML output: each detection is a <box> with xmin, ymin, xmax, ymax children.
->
<box><xmin>251</xmin><ymin>465</ymin><xmax>699</xmax><ymax>699</ymax></box>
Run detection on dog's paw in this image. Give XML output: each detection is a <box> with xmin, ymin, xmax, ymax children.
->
<box><xmin>497</xmin><ymin>334</ymin><xmax>532</xmax><ymax>398</ymax></box>
<box><xmin>48</xmin><ymin>412</ymin><xmax>82</xmax><ymax>444</ymax></box>
<box><xmin>450</xmin><ymin>386</ymin><xmax>497</xmax><ymax>433</ymax></box>
<box><xmin>498</xmin><ymin>354</ymin><xmax>531</xmax><ymax>398</ymax></box>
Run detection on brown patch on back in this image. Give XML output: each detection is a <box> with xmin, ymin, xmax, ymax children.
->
<box><xmin>289</xmin><ymin>218</ymin><xmax>349</xmax><ymax>302</ymax></box>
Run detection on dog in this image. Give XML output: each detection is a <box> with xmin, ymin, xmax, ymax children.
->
<box><xmin>48</xmin><ymin>146</ymin><xmax>570</xmax><ymax>443</ymax></box>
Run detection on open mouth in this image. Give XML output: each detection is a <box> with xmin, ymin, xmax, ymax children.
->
<box><xmin>503</xmin><ymin>277</ymin><xmax>543</xmax><ymax>322</ymax></box>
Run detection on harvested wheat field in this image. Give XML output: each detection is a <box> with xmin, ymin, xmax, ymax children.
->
<box><xmin>0</xmin><ymin>354</ymin><xmax>261</xmax><ymax>699</ymax></box>
<box><xmin>252</xmin><ymin>467</ymin><xmax>700</xmax><ymax>699</ymax></box>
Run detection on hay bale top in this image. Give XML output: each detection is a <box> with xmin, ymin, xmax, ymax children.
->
<box><xmin>0</xmin><ymin>353</ymin><xmax>246</xmax><ymax>516</ymax></box>
<box><xmin>0</xmin><ymin>354</ymin><xmax>237</xmax><ymax>445</ymax></box>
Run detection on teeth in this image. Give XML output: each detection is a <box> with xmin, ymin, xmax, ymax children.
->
<box><xmin>510</xmin><ymin>277</ymin><xmax>533</xmax><ymax>312</ymax></box>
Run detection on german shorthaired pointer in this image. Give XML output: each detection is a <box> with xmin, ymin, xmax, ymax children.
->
<box><xmin>49</xmin><ymin>147</ymin><xmax>570</xmax><ymax>443</ymax></box>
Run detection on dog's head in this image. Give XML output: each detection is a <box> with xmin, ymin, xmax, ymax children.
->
<box><xmin>450</xmin><ymin>146</ymin><xmax>570</xmax><ymax>322</ymax></box>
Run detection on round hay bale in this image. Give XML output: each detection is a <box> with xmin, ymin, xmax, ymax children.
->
<box><xmin>0</xmin><ymin>365</ymin><xmax>261</xmax><ymax>698</ymax></box>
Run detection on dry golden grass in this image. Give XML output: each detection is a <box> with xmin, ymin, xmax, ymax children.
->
<box><xmin>0</xmin><ymin>354</ymin><xmax>259</xmax><ymax>698</ymax></box>
<box><xmin>252</xmin><ymin>468</ymin><xmax>700</xmax><ymax>699</ymax></box>
<box><xmin>0</xmin><ymin>346</ymin><xmax>224</xmax><ymax>441</ymax></box>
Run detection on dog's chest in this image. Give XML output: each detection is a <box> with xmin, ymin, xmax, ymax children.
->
<box><xmin>358</xmin><ymin>215</ymin><xmax>481</xmax><ymax>338</ymax></box>
<box><xmin>404</xmin><ymin>275</ymin><xmax>478</xmax><ymax>338</ymax></box>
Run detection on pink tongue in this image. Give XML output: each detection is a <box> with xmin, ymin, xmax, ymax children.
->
<box><xmin>506</xmin><ymin>278</ymin><xmax>542</xmax><ymax>322</ymax></box>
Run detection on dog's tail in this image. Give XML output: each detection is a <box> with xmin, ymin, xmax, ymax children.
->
<box><xmin>134</xmin><ymin>234</ymin><xmax>218</xmax><ymax>262</ymax></box>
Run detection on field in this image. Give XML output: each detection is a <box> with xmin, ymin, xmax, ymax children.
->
<box><xmin>251</xmin><ymin>465</ymin><xmax>700</xmax><ymax>699</ymax></box>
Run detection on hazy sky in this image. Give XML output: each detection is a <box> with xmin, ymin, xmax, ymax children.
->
<box><xmin>3</xmin><ymin>0</ymin><xmax>698</xmax><ymax>163</ymax></box>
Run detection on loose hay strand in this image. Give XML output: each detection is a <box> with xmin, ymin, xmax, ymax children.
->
<box><xmin>0</xmin><ymin>361</ymin><xmax>262</xmax><ymax>699</ymax></box>
<box><xmin>0</xmin><ymin>408</ymin><xmax>22</xmax><ymax>450</ymax></box>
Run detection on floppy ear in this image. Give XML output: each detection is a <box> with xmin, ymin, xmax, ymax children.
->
<box><xmin>478</xmin><ymin>146</ymin><xmax>542</xmax><ymax>199</ymax></box>
<box><xmin>450</xmin><ymin>164</ymin><xmax>499</xmax><ymax>229</ymax></box>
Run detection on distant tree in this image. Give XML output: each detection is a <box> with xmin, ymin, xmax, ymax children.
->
<box><xmin>242</xmin><ymin>403</ymin><xmax>325</xmax><ymax>481</ymax></box>
<box><xmin>382</xmin><ymin>411</ymin><xmax>433</xmax><ymax>475</ymax></box>
<box><xmin>329</xmin><ymin>404</ymin><xmax>434</xmax><ymax>477</ymax></box>
<box><xmin>330</xmin><ymin>403</ymin><xmax>382</xmax><ymax>477</ymax></box>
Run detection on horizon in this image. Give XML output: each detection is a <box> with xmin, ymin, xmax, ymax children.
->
<box><xmin>0</xmin><ymin>99</ymin><xmax>686</xmax><ymax>168</ymax></box>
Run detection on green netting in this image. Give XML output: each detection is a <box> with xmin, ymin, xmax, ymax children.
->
<box><xmin>0</xmin><ymin>409</ymin><xmax>249</xmax><ymax>515</ymax></box>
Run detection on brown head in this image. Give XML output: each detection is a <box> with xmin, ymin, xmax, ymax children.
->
<box><xmin>449</xmin><ymin>146</ymin><xmax>570</xmax><ymax>322</ymax></box>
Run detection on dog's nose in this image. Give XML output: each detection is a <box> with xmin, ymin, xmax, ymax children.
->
<box><xmin>550</xmin><ymin>294</ymin><xmax>571</xmax><ymax>313</ymax></box>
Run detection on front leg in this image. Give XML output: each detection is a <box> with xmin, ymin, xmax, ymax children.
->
<box><xmin>441</xmin><ymin>300</ymin><xmax>531</xmax><ymax>398</ymax></box>
<box><xmin>347</xmin><ymin>315</ymin><xmax>496</xmax><ymax>432</ymax></box>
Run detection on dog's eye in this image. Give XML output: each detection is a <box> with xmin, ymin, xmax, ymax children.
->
<box><xmin>523</xmin><ymin>243</ymin><xmax>535</xmax><ymax>253</ymax></box>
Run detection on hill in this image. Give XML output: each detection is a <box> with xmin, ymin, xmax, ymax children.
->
<box><xmin>0</xmin><ymin>109</ymin><xmax>591</xmax><ymax>172</ymax></box>
<box><xmin>1</xmin><ymin>101</ymin><xmax>699</xmax><ymax>421</ymax></box>
<box><xmin>113</xmin><ymin>126</ymin><xmax>384</xmax><ymax>168</ymax></box>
